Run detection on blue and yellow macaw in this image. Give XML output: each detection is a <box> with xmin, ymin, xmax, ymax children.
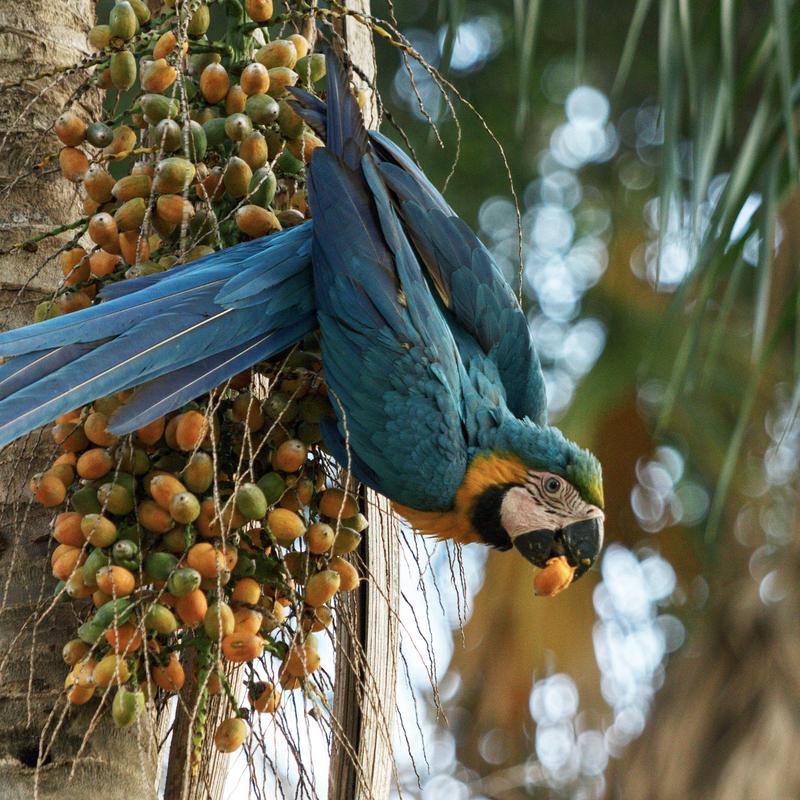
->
<box><xmin>0</xmin><ymin>54</ymin><xmax>603</xmax><ymax>593</ymax></box>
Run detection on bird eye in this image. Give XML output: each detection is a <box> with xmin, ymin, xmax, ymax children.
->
<box><xmin>544</xmin><ymin>477</ymin><xmax>561</xmax><ymax>494</ymax></box>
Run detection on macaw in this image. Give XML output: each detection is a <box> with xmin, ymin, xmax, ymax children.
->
<box><xmin>0</xmin><ymin>53</ymin><xmax>604</xmax><ymax>592</ymax></box>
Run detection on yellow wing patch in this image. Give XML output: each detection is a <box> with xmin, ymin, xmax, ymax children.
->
<box><xmin>393</xmin><ymin>451</ymin><xmax>528</xmax><ymax>545</ymax></box>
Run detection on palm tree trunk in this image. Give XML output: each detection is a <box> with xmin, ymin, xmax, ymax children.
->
<box><xmin>0</xmin><ymin>2</ymin><xmax>160</xmax><ymax>797</ymax></box>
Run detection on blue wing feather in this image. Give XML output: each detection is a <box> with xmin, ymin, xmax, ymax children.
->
<box><xmin>0</xmin><ymin>222</ymin><xmax>315</xmax><ymax>445</ymax></box>
<box><xmin>109</xmin><ymin>315</ymin><xmax>315</xmax><ymax>432</ymax></box>
<box><xmin>289</xmin><ymin>92</ymin><xmax>548</xmax><ymax>425</ymax></box>
<box><xmin>306</xmin><ymin>76</ymin><xmax>469</xmax><ymax>509</ymax></box>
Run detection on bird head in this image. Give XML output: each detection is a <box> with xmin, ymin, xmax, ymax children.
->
<box><xmin>471</xmin><ymin>421</ymin><xmax>604</xmax><ymax>590</ymax></box>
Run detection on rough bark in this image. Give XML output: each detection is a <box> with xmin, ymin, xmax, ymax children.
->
<box><xmin>0</xmin><ymin>2</ymin><xmax>160</xmax><ymax>797</ymax></box>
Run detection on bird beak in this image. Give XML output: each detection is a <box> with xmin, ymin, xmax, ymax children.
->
<box><xmin>513</xmin><ymin>516</ymin><xmax>603</xmax><ymax>580</ymax></box>
<box><xmin>562</xmin><ymin>516</ymin><xmax>603</xmax><ymax>578</ymax></box>
<box><xmin>512</xmin><ymin>529</ymin><xmax>556</xmax><ymax>568</ymax></box>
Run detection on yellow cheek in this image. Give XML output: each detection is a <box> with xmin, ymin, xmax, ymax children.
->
<box><xmin>394</xmin><ymin>451</ymin><xmax>529</xmax><ymax>544</ymax></box>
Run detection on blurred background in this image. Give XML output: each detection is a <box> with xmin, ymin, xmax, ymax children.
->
<box><xmin>359</xmin><ymin>2</ymin><xmax>800</xmax><ymax>798</ymax></box>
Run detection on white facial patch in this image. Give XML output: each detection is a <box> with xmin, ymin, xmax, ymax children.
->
<box><xmin>500</xmin><ymin>486</ymin><xmax>564</xmax><ymax>540</ymax></box>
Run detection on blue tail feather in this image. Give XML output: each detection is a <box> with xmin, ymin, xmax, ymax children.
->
<box><xmin>0</xmin><ymin>221</ymin><xmax>315</xmax><ymax>446</ymax></box>
<box><xmin>108</xmin><ymin>315</ymin><xmax>316</xmax><ymax>433</ymax></box>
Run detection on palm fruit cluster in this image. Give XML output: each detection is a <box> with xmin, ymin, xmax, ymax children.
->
<box><xmin>33</xmin><ymin>0</ymin><xmax>364</xmax><ymax>755</ymax></box>
<box><xmin>41</xmin><ymin>0</ymin><xmax>327</xmax><ymax>322</ymax></box>
<box><xmin>43</xmin><ymin>380</ymin><xmax>366</xmax><ymax>749</ymax></box>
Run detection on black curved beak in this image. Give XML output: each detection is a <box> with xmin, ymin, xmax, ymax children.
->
<box><xmin>513</xmin><ymin>517</ymin><xmax>604</xmax><ymax>580</ymax></box>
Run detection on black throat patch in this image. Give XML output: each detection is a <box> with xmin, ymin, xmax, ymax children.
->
<box><xmin>470</xmin><ymin>483</ymin><xmax>516</xmax><ymax>551</ymax></box>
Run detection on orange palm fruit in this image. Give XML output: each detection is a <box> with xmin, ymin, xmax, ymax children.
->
<box><xmin>104</xmin><ymin>125</ymin><xmax>137</xmax><ymax>156</ymax></box>
<box><xmin>59</xmin><ymin>147</ymin><xmax>89</xmax><ymax>181</ymax></box>
<box><xmin>199</xmin><ymin>63</ymin><xmax>229</xmax><ymax>104</ymax></box>
<box><xmin>153</xmin><ymin>157</ymin><xmax>195</xmax><ymax>194</ymax></box>
<box><xmin>231</xmin><ymin>577</ymin><xmax>261</xmax><ymax>605</ymax></box>
<box><xmin>112</xmin><ymin>173</ymin><xmax>152</xmax><ymax>201</ymax></box>
<box><xmin>51</xmin><ymin>545</ymin><xmax>85</xmax><ymax>580</ymax></box>
<box><xmin>83</xmin><ymin>163</ymin><xmax>115</xmax><ymax>202</ymax></box>
<box><xmin>89</xmin><ymin>250</ymin><xmax>121</xmax><ymax>278</ymax></box>
<box><xmin>266</xmin><ymin>508</ymin><xmax>305</xmax><ymax>546</ymax></box>
<box><xmin>187</xmin><ymin>542</ymin><xmax>237</xmax><ymax>578</ymax></box>
<box><xmin>318</xmin><ymin>488</ymin><xmax>359</xmax><ymax>519</ymax></box>
<box><xmin>221</xmin><ymin>633</ymin><xmax>263</xmax><ymax>663</ymax></box>
<box><xmin>232</xmin><ymin>607</ymin><xmax>263</xmax><ymax>635</ymax></box>
<box><xmin>93</xmin><ymin>654</ymin><xmax>131</xmax><ymax>687</ymax></box>
<box><xmin>240</xmin><ymin>63</ymin><xmax>270</xmax><ymax>95</ymax></box>
<box><xmin>156</xmin><ymin>194</ymin><xmax>194</xmax><ymax>225</ymax></box>
<box><xmin>288</xmin><ymin>34</ymin><xmax>309</xmax><ymax>60</ymax></box>
<box><xmin>214</xmin><ymin>717</ymin><xmax>248</xmax><ymax>752</ymax></box>
<box><xmin>250</xmin><ymin>681</ymin><xmax>281</xmax><ymax>713</ymax></box>
<box><xmin>63</xmin><ymin>638</ymin><xmax>90</xmax><ymax>666</ymax></box>
<box><xmin>149</xmin><ymin>473</ymin><xmax>187</xmax><ymax>510</ymax></box>
<box><xmin>66</xmin><ymin>683</ymin><xmax>95</xmax><ymax>705</ymax></box>
<box><xmin>223</xmin><ymin>156</ymin><xmax>252</xmax><ymax>198</ymax></box>
<box><xmin>245</xmin><ymin>0</ymin><xmax>273</xmax><ymax>22</ymax></box>
<box><xmin>97</xmin><ymin>68</ymin><xmax>113</xmax><ymax>90</ymax></box>
<box><xmin>282</xmin><ymin>639</ymin><xmax>320</xmax><ymax>677</ymax></box>
<box><xmin>287</xmin><ymin>131</ymin><xmax>324</xmax><ymax>163</ymax></box>
<box><xmin>105</xmin><ymin>621</ymin><xmax>142</xmax><ymax>653</ymax></box>
<box><xmin>256</xmin><ymin>40</ymin><xmax>297</xmax><ymax>70</ymax></box>
<box><xmin>328</xmin><ymin>556</ymin><xmax>359</xmax><ymax>591</ymax></box>
<box><xmin>196</xmin><ymin>166</ymin><xmax>224</xmax><ymax>202</ymax></box>
<box><xmin>272</xmin><ymin>439</ymin><xmax>307</xmax><ymax>472</ymax></box>
<box><xmin>135</xmin><ymin>416</ymin><xmax>165</xmax><ymax>446</ymax></box>
<box><xmin>153</xmin><ymin>653</ymin><xmax>185</xmax><ymax>692</ymax></box>
<box><xmin>138</xmin><ymin>499</ymin><xmax>173</xmax><ymax>533</ymax></box>
<box><xmin>224</xmin><ymin>84</ymin><xmax>248</xmax><ymax>114</ymax></box>
<box><xmin>55</xmin><ymin>112</ymin><xmax>86</xmax><ymax>146</ymax></box>
<box><xmin>304</xmin><ymin>570</ymin><xmax>341</xmax><ymax>607</ymax></box>
<box><xmin>30</xmin><ymin>473</ymin><xmax>66</xmax><ymax>507</ymax></box>
<box><xmin>175</xmin><ymin>589</ymin><xmax>208</xmax><ymax>626</ymax></box>
<box><xmin>76</xmin><ymin>447</ymin><xmax>113</xmax><ymax>480</ymax></box>
<box><xmin>231</xmin><ymin>392</ymin><xmax>265</xmax><ymax>430</ymax></box>
<box><xmin>81</xmin><ymin>514</ymin><xmax>117</xmax><ymax>547</ymax></box>
<box><xmin>175</xmin><ymin>410</ymin><xmax>208</xmax><ymax>451</ymax></box>
<box><xmin>203</xmin><ymin>603</ymin><xmax>235</xmax><ymax>642</ymax></box>
<box><xmin>83</xmin><ymin>197</ymin><xmax>101</xmax><ymax>216</ymax></box>
<box><xmin>181</xmin><ymin>451</ymin><xmax>214</xmax><ymax>494</ymax></box>
<box><xmin>305</xmin><ymin>522</ymin><xmax>335</xmax><ymax>554</ymax></box>
<box><xmin>153</xmin><ymin>30</ymin><xmax>188</xmax><ymax>60</ymax></box>
<box><xmin>65</xmin><ymin>567</ymin><xmax>93</xmax><ymax>599</ymax></box>
<box><xmin>60</xmin><ymin>247</ymin><xmax>91</xmax><ymax>285</ymax></box>
<box><xmin>57</xmin><ymin>292</ymin><xmax>92</xmax><ymax>314</ymax></box>
<box><xmin>52</xmin><ymin>420</ymin><xmax>89</xmax><ymax>452</ymax></box>
<box><xmin>238</xmin><ymin>132</ymin><xmax>268</xmax><ymax>169</ymax></box>
<box><xmin>88</xmin><ymin>212</ymin><xmax>120</xmax><ymax>251</ymax></box>
<box><xmin>53</xmin><ymin>512</ymin><xmax>84</xmax><ymax>547</ymax></box>
<box><xmin>114</xmin><ymin>197</ymin><xmax>146</xmax><ymax>232</ymax></box>
<box><xmin>84</xmin><ymin>412</ymin><xmax>117</xmax><ymax>446</ymax></box>
<box><xmin>118</xmin><ymin>230</ymin><xmax>149</xmax><ymax>265</ymax></box>
<box><xmin>266</xmin><ymin>67</ymin><xmax>298</xmax><ymax>97</ymax></box>
<box><xmin>140</xmin><ymin>58</ymin><xmax>177</xmax><ymax>92</ymax></box>
<box><xmin>96</xmin><ymin>565</ymin><xmax>135</xmax><ymax>597</ymax></box>
<box><xmin>235</xmin><ymin>205</ymin><xmax>279</xmax><ymax>238</ymax></box>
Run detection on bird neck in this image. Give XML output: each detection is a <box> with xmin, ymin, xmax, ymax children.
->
<box><xmin>393</xmin><ymin>450</ymin><xmax>528</xmax><ymax>545</ymax></box>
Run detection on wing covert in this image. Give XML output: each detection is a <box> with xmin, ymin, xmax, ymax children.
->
<box><xmin>309</xmin><ymin>148</ymin><xmax>470</xmax><ymax>511</ymax></box>
<box><xmin>370</xmin><ymin>133</ymin><xmax>547</xmax><ymax>424</ymax></box>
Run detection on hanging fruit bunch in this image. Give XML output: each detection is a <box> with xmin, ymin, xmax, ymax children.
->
<box><xmin>31</xmin><ymin>0</ymin><xmax>363</xmax><ymax>758</ymax></box>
